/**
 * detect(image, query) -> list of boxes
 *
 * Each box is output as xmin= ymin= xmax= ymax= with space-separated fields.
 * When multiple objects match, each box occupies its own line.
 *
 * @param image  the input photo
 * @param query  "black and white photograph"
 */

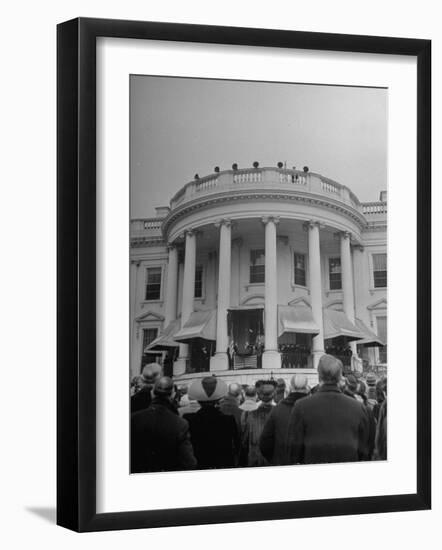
xmin=129 ymin=76 xmax=388 ymax=474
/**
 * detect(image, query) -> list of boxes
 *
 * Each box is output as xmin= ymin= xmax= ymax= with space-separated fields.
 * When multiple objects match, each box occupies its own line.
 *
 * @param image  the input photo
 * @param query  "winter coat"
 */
xmin=259 ymin=391 xmax=309 ymax=465
xmin=130 ymin=398 xmax=196 ymax=473
xmin=286 ymin=384 xmax=370 ymax=464
xmin=184 ymin=406 xmax=240 ymax=469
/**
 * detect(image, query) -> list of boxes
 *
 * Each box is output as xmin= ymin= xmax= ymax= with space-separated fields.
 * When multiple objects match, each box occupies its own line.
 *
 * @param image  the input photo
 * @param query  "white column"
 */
xmin=262 ymin=216 xmax=281 ymax=369
xmin=230 ymin=238 xmax=243 ymax=306
xmin=340 ymin=232 xmax=355 ymax=322
xmin=340 ymin=232 xmax=357 ymax=357
xmin=164 ymin=244 xmax=178 ymax=326
xmin=174 ymin=230 xmax=196 ymax=376
xmin=308 ymin=221 xmax=325 ymax=369
xmin=130 ymin=260 xmax=140 ymax=379
xmin=210 ymin=219 xmax=232 ymax=371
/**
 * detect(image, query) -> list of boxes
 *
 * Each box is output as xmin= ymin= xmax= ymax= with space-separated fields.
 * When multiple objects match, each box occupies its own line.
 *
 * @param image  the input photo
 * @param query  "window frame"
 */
xmin=293 ymin=251 xmax=307 ymax=288
xmin=249 ymin=248 xmax=266 ymax=284
xmin=372 ymin=252 xmax=388 ymax=289
xmin=144 ymin=265 xmax=163 ymax=302
xmin=328 ymin=256 xmax=342 ymax=291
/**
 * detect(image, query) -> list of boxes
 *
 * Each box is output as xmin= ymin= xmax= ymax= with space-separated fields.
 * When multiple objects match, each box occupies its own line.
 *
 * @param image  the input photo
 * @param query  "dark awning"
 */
xmin=173 ymin=310 xmax=216 ymax=343
xmin=278 ymin=304 xmax=320 ymax=336
xmin=144 ymin=319 xmax=180 ymax=351
xmin=323 ymin=309 xmax=364 ymax=341
xmin=355 ymin=318 xmax=386 ymax=347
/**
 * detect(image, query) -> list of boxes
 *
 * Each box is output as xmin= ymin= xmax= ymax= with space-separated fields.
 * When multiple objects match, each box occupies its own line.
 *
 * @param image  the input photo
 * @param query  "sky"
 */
xmin=130 ymin=76 xmax=387 ymax=219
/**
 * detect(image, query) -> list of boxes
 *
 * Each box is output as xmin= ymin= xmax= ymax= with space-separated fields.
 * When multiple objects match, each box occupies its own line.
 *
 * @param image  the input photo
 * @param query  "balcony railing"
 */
xmin=169 ymin=167 xmax=368 ymax=212
xmin=361 ymin=201 xmax=388 ymax=215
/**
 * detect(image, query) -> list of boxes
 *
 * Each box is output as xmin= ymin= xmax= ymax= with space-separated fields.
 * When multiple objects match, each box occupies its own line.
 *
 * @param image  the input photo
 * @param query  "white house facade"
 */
xmin=130 ymin=164 xmax=387 ymax=387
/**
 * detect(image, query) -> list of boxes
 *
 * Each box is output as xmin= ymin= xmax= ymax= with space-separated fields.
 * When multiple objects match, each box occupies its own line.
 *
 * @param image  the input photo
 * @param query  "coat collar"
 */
xmin=318 ymin=383 xmax=342 ymax=394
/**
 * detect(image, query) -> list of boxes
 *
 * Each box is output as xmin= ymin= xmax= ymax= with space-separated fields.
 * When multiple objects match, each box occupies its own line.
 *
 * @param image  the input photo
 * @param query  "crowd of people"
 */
xmin=130 ymin=355 xmax=387 ymax=473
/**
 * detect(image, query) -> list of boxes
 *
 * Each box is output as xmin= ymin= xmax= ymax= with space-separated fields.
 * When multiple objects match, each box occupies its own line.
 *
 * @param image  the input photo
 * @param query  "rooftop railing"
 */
xmin=131 ymin=168 xmax=386 ymax=238
xmin=169 ymin=167 xmax=365 ymax=212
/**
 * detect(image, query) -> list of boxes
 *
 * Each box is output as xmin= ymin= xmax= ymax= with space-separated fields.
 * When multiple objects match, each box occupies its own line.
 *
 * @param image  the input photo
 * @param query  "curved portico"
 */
xmin=132 ymin=165 xmax=388 ymax=385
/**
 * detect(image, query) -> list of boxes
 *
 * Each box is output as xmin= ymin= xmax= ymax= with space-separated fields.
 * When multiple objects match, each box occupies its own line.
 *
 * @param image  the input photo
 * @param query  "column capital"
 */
xmin=261 ymin=215 xmax=280 ymax=226
xmin=353 ymin=244 xmax=365 ymax=252
xmin=166 ymin=242 xmax=177 ymax=252
xmin=214 ymin=218 xmax=232 ymax=229
xmin=303 ymin=220 xmax=323 ymax=231
xmin=130 ymin=259 xmax=141 ymax=267
xmin=333 ymin=230 xmax=352 ymax=240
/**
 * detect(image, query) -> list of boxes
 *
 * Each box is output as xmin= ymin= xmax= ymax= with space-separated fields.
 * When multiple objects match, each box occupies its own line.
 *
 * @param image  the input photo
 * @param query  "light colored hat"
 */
xmin=188 ymin=376 xmax=228 ymax=402
xmin=141 ymin=363 xmax=162 ymax=384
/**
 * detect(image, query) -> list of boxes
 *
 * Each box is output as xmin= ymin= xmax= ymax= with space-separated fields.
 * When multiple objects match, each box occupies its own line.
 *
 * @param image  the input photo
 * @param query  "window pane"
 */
xmin=373 ymin=253 xmax=387 ymax=288
xmin=250 ymin=264 xmax=265 ymax=283
xmin=145 ymin=267 xmax=162 ymax=300
xmin=250 ymin=250 xmax=265 ymax=283
xmin=194 ymin=266 xmax=203 ymax=298
xmin=329 ymin=257 xmax=342 ymax=290
xmin=250 ymin=249 xmax=265 ymax=265
xmin=373 ymin=253 xmax=387 ymax=271
xmin=294 ymin=253 xmax=306 ymax=286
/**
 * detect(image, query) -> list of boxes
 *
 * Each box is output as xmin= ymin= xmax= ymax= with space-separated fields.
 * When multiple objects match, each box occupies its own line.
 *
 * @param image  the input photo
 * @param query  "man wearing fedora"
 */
xmin=130 ymin=376 xmax=196 ymax=473
xmin=183 ymin=376 xmax=240 ymax=469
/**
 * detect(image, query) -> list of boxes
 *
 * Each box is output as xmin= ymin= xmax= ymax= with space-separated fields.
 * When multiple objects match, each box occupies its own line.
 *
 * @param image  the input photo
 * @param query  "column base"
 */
xmin=312 ymin=351 xmax=325 ymax=370
xmin=173 ymin=358 xmax=187 ymax=377
xmin=210 ymin=353 xmax=229 ymax=372
xmin=261 ymin=350 xmax=281 ymax=370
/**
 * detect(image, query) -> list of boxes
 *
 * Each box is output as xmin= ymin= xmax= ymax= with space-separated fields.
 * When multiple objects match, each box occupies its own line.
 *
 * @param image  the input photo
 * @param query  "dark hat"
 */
xmin=188 ymin=376 xmax=228 ymax=402
xmin=346 ymin=374 xmax=358 ymax=392
xmin=366 ymin=373 xmax=377 ymax=386
xmin=153 ymin=376 xmax=175 ymax=397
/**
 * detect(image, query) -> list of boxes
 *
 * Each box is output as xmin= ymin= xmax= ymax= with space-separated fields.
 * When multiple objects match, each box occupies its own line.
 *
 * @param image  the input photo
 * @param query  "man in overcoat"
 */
xmin=130 ymin=376 xmax=196 ymax=473
xmin=184 ymin=376 xmax=240 ymax=469
xmin=286 ymin=355 xmax=370 ymax=465
xmin=259 ymin=374 xmax=310 ymax=465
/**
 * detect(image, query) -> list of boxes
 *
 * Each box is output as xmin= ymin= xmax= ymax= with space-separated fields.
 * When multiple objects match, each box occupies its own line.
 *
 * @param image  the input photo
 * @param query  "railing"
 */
xmin=361 ymin=201 xmax=387 ymax=215
xmin=280 ymin=349 xmax=310 ymax=369
xmin=131 ymin=218 xmax=163 ymax=237
xmin=168 ymin=167 xmax=371 ymax=211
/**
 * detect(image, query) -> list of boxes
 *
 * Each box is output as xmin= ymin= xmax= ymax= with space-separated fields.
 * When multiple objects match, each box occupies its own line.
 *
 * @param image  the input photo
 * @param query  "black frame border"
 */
xmin=57 ymin=17 xmax=431 ymax=532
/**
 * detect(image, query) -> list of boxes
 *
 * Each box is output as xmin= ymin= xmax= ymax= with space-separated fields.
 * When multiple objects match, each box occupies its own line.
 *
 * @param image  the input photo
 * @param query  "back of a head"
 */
xmin=228 ymin=382 xmax=242 ymax=398
xmin=346 ymin=374 xmax=358 ymax=393
xmin=291 ymin=374 xmax=308 ymax=392
xmin=153 ymin=376 xmax=175 ymax=398
xmin=244 ymin=385 xmax=257 ymax=400
xmin=318 ymin=354 xmax=342 ymax=385
xmin=258 ymin=381 xmax=276 ymax=403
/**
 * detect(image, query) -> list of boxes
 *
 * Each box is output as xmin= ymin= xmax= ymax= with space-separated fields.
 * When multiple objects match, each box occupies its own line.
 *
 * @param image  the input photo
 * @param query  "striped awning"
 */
xmin=278 ymin=304 xmax=320 ymax=336
xmin=145 ymin=319 xmax=180 ymax=351
xmin=173 ymin=310 xmax=217 ymax=343
xmin=323 ymin=309 xmax=364 ymax=341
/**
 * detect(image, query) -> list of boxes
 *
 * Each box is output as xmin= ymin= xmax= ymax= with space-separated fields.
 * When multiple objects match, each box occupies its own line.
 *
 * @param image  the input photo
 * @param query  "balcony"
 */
xmin=130 ymin=168 xmax=387 ymax=241
xmin=170 ymin=167 xmax=364 ymax=212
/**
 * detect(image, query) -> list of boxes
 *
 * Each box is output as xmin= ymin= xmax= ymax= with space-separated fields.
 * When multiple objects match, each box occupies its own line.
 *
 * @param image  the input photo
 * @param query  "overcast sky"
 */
xmin=130 ymin=76 xmax=387 ymax=219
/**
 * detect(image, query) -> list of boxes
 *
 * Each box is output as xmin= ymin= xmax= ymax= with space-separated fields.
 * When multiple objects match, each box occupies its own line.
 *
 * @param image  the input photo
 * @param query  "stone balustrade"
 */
xmin=169 ymin=167 xmax=370 ymax=212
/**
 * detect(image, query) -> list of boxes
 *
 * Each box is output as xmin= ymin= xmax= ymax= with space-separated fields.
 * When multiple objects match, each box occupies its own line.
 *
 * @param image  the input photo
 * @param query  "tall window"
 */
xmin=373 ymin=253 xmax=387 ymax=288
xmin=194 ymin=265 xmax=203 ymax=298
xmin=250 ymin=249 xmax=265 ymax=283
xmin=376 ymin=316 xmax=388 ymax=363
xmin=294 ymin=253 xmax=306 ymax=286
xmin=329 ymin=257 xmax=342 ymax=290
xmin=141 ymin=328 xmax=158 ymax=369
xmin=145 ymin=267 xmax=162 ymax=300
